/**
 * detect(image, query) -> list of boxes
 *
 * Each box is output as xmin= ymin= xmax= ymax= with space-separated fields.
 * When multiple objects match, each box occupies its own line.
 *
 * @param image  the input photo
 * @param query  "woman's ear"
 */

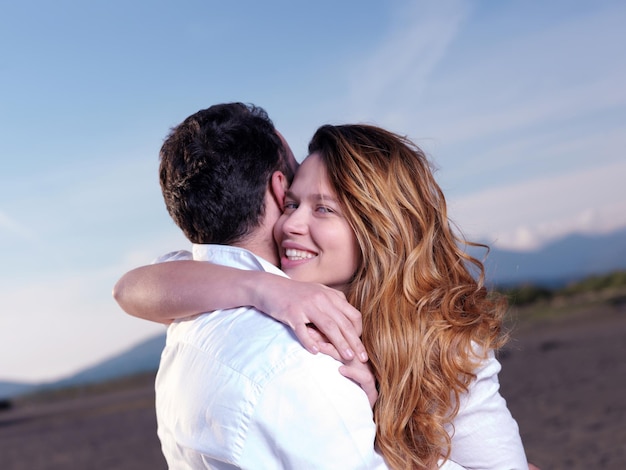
xmin=270 ymin=171 xmax=288 ymax=210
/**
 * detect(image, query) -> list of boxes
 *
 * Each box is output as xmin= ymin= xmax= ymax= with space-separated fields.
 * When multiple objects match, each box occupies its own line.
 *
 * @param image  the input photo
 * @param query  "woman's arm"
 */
xmin=113 ymin=259 xmax=267 ymax=323
xmin=112 ymin=259 xmax=368 ymax=362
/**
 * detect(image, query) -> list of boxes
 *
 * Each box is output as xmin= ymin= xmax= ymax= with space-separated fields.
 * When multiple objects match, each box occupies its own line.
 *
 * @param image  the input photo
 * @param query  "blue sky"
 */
xmin=2 ymin=0 xmax=625 ymax=382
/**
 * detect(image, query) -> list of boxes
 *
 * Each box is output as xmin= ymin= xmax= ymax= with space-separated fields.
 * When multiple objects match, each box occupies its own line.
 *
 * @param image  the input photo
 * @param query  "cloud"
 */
xmin=428 ymin=73 xmax=626 ymax=149
xmin=438 ymin=118 xmax=626 ymax=193
xmin=335 ymin=0 xmax=626 ymax=150
xmin=340 ymin=0 xmax=471 ymax=124
xmin=449 ymin=160 xmax=626 ymax=251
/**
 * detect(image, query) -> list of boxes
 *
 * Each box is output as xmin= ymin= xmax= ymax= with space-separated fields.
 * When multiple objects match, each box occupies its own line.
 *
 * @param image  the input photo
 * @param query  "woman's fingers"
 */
xmin=339 ymin=360 xmax=378 ymax=408
xmin=261 ymin=280 xmax=368 ymax=362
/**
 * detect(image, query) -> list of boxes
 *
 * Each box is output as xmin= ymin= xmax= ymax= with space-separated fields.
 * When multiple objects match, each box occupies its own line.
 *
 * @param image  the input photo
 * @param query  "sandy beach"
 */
xmin=1 ymin=300 xmax=624 ymax=469
xmin=498 ymin=300 xmax=626 ymax=469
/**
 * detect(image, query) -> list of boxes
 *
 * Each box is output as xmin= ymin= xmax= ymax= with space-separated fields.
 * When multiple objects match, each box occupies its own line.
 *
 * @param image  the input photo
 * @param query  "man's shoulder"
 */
xmin=156 ymin=306 xmax=379 ymax=469
xmin=164 ymin=305 xmax=324 ymax=383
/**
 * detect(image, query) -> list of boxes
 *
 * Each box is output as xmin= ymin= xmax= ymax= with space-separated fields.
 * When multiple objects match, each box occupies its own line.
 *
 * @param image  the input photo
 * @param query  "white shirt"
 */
xmin=155 ymin=247 xmax=526 ymax=469
xmin=155 ymin=245 xmax=390 ymax=469
xmin=447 ymin=349 xmax=528 ymax=469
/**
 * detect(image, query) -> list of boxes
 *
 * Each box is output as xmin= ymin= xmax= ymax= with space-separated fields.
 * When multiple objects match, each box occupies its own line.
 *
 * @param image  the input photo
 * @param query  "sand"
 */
xmin=498 ymin=302 xmax=626 ymax=469
xmin=1 ymin=302 xmax=624 ymax=469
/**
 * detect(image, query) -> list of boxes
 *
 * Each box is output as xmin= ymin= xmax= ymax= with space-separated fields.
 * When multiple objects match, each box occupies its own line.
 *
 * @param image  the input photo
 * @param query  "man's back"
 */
xmin=155 ymin=245 xmax=387 ymax=469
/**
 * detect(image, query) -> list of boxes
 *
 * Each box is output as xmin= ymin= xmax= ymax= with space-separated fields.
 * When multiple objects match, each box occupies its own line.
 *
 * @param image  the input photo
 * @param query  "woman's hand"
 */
xmin=252 ymin=276 xmax=368 ymax=362
xmin=339 ymin=359 xmax=378 ymax=408
xmin=306 ymin=326 xmax=378 ymax=407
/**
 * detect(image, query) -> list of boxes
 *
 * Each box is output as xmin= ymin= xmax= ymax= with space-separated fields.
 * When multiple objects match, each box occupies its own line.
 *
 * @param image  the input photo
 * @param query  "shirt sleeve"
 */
xmin=240 ymin=352 xmax=389 ymax=470
xmin=447 ymin=350 xmax=529 ymax=470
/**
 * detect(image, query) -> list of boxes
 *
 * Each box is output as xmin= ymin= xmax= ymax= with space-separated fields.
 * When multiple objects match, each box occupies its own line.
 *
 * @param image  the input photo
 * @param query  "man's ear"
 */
xmin=270 ymin=171 xmax=289 ymax=209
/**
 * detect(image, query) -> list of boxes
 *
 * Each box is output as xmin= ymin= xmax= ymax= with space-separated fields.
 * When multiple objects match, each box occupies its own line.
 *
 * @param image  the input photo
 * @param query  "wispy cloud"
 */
xmin=427 ymin=73 xmax=626 ymax=149
xmin=337 ymin=1 xmax=626 ymax=151
xmin=341 ymin=0 xmax=471 ymax=125
xmin=449 ymin=160 xmax=626 ymax=250
xmin=441 ymin=120 xmax=626 ymax=188
xmin=267 ymin=0 xmax=473 ymax=158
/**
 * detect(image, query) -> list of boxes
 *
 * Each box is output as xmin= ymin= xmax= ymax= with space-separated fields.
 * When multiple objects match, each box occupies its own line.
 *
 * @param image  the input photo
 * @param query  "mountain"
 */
xmin=0 ymin=381 xmax=38 ymax=401
xmin=0 ymin=334 xmax=166 ymax=400
xmin=52 ymin=334 xmax=166 ymax=389
xmin=475 ymin=227 xmax=626 ymax=287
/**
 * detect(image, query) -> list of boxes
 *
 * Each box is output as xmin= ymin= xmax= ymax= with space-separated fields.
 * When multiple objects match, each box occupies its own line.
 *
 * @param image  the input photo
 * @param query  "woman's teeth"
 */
xmin=285 ymin=248 xmax=315 ymax=261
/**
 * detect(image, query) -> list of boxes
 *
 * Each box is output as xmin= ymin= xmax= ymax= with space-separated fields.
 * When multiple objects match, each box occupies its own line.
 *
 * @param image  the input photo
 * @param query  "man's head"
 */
xmin=159 ymin=102 xmax=297 ymax=246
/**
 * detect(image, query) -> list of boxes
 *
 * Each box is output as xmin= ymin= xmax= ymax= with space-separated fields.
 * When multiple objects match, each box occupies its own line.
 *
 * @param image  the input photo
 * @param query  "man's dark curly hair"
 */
xmin=159 ymin=102 xmax=294 ymax=245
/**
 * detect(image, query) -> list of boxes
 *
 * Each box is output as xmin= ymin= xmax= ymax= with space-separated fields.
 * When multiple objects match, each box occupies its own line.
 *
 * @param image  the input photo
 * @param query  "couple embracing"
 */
xmin=114 ymin=102 xmax=534 ymax=469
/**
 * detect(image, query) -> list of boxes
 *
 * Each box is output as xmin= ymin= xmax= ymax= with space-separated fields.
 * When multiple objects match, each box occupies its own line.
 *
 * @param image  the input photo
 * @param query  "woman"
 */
xmin=115 ymin=124 xmax=529 ymax=469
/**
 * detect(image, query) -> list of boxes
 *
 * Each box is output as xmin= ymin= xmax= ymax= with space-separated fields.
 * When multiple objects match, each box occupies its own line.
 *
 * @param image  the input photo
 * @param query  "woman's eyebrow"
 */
xmin=285 ymin=190 xmax=338 ymax=204
xmin=311 ymin=193 xmax=340 ymax=204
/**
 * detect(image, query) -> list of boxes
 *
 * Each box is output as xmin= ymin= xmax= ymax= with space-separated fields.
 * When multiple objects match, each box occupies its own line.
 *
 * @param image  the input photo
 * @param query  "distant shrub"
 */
xmin=562 ymin=271 xmax=626 ymax=295
xmin=498 ymin=270 xmax=626 ymax=307
xmin=0 ymin=399 xmax=12 ymax=411
xmin=502 ymin=284 xmax=553 ymax=306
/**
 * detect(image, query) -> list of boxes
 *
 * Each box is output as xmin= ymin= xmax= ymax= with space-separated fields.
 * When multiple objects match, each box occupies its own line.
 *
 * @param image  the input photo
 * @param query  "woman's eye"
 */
xmin=283 ymin=201 xmax=298 ymax=211
xmin=316 ymin=205 xmax=334 ymax=214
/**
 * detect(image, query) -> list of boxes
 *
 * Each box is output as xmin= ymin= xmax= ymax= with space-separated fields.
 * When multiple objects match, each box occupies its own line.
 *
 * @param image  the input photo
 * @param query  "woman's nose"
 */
xmin=282 ymin=206 xmax=308 ymax=235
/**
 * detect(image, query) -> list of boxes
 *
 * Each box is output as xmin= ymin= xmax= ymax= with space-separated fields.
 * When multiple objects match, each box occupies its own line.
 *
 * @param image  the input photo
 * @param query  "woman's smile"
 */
xmin=274 ymin=152 xmax=359 ymax=293
xmin=284 ymin=247 xmax=317 ymax=262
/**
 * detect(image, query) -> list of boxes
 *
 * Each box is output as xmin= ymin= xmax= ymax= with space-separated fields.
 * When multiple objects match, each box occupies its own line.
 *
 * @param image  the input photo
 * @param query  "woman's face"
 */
xmin=273 ymin=152 xmax=360 ymax=292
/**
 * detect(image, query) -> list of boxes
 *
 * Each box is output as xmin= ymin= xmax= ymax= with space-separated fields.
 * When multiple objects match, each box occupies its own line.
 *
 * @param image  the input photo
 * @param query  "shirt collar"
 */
xmin=192 ymin=244 xmax=287 ymax=278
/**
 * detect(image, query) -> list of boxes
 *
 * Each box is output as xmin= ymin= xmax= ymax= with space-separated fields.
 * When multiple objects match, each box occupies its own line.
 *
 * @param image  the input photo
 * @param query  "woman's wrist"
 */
xmin=240 ymin=270 xmax=280 ymax=313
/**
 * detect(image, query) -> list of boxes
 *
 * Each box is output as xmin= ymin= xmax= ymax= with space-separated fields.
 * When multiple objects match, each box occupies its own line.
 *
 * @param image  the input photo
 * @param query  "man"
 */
xmin=149 ymin=103 xmax=389 ymax=468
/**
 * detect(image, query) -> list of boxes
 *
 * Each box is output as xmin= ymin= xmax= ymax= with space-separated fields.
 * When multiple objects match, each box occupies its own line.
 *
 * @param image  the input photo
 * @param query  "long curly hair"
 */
xmin=308 ymin=124 xmax=508 ymax=469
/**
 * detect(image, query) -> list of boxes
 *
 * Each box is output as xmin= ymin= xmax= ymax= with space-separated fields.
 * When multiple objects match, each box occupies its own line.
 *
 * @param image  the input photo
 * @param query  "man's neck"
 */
xmin=228 ymin=188 xmax=282 ymax=267
xmin=233 ymin=235 xmax=279 ymax=268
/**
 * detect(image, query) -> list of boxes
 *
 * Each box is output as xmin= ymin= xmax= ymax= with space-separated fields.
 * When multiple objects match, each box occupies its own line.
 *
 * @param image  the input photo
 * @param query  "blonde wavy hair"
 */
xmin=308 ymin=124 xmax=508 ymax=469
